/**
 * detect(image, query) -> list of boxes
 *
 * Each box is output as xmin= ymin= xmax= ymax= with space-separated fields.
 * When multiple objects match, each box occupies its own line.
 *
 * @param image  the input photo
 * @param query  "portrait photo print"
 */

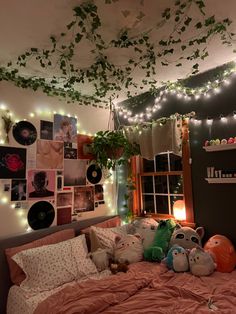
xmin=27 ymin=169 xmax=55 ymax=200
xmin=11 ymin=179 xmax=27 ymax=201
xmin=40 ymin=120 xmax=53 ymax=140
xmin=57 ymin=192 xmax=73 ymax=207
xmin=53 ymin=114 xmax=77 ymax=143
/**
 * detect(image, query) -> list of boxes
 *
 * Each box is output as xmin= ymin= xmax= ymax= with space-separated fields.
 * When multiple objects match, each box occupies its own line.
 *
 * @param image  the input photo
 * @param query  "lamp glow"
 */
xmin=173 ymin=200 xmax=186 ymax=221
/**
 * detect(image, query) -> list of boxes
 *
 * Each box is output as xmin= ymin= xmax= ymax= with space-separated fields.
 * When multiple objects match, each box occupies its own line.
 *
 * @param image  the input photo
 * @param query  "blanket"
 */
xmin=34 ymin=262 xmax=236 ymax=314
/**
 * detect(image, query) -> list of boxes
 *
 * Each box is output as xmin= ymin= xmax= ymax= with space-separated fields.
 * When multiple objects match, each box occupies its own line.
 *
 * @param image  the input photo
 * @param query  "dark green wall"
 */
xmin=117 ymin=64 xmax=236 ymax=245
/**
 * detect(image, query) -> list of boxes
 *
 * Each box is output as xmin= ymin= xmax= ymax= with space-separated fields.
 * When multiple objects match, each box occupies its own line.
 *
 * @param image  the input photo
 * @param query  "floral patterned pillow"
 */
xmin=12 ymin=234 xmax=97 ymax=293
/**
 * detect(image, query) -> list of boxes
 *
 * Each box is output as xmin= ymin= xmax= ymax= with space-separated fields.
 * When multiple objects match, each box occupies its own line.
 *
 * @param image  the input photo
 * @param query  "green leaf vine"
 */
xmin=0 ymin=0 xmax=235 ymax=107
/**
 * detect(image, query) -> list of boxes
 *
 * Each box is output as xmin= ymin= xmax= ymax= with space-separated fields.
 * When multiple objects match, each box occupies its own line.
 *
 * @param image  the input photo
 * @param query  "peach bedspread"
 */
xmin=34 ymin=262 xmax=236 ymax=314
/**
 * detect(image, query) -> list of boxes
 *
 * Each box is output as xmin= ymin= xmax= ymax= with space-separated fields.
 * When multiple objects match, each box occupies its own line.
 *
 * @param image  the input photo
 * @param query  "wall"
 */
xmin=0 ymin=81 xmax=116 ymax=238
xmin=117 ymin=65 xmax=236 ymax=245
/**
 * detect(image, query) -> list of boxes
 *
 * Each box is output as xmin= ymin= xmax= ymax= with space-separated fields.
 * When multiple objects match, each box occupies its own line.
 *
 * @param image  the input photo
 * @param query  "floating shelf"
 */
xmin=203 ymin=143 xmax=236 ymax=152
xmin=205 ymin=178 xmax=236 ymax=184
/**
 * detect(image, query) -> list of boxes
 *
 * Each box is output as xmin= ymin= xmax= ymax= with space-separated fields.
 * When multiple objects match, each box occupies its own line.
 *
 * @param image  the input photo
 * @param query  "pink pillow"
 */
xmin=5 ymin=229 xmax=75 ymax=285
xmin=81 ymin=216 xmax=121 ymax=234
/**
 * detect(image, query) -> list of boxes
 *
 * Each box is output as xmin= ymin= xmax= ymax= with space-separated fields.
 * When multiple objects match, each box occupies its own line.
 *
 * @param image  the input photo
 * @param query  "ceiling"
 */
xmin=0 ymin=0 xmax=236 ymax=102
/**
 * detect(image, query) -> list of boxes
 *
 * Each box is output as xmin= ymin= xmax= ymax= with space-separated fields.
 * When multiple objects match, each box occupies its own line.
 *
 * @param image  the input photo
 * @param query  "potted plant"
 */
xmin=91 ymin=130 xmax=140 ymax=170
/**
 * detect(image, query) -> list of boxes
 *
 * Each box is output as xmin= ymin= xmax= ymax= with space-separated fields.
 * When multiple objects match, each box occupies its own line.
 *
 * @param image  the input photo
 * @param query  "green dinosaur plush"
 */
xmin=144 ymin=219 xmax=177 ymax=262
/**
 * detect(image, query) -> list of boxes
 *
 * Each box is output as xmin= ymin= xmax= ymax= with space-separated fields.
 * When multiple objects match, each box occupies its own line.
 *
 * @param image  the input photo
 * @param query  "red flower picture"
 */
xmin=0 ymin=146 xmax=26 ymax=179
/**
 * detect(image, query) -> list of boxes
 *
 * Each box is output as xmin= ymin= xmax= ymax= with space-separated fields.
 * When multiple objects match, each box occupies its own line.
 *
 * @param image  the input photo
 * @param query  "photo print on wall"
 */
xmin=77 ymin=134 xmax=94 ymax=160
xmin=27 ymin=169 xmax=55 ymax=200
xmin=57 ymin=192 xmax=73 ymax=207
xmin=53 ymin=114 xmax=77 ymax=143
xmin=11 ymin=179 xmax=27 ymax=201
xmin=64 ymin=147 xmax=77 ymax=159
xmin=64 ymin=159 xmax=87 ymax=186
xmin=0 ymin=146 xmax=26 ymax=179
xmin=74 ymin=186 xmax=94 ymax=213
xmin=40 ymin=120 xmax=53 ymax=140
xmin=13 ymin=121 xmax=37 ymax=146
xmin=57 ymin=207 xmax=72 ymax=225
xmin=36 ymin=140 xmax=63 ymax=169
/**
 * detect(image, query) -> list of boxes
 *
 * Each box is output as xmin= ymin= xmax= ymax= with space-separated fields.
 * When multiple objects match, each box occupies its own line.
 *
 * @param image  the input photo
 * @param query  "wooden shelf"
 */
xmin=203 ymin=143 xmax=236 ymax=152
xmin=205 ymin=178 xmax=236 ymax=184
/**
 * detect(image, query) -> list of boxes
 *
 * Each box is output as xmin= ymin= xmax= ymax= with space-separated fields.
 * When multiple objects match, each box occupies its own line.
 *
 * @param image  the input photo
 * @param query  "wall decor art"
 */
xmin=40 ymin=120 xmax=53 ymax=140
xmin=36 ymin=140 xmax=63 ymax=169
xmin=74 ymin=186 xmax=94 ymax=213
xmin=64 ymin=159 xmax=87 ymax=186
xmin=94 ymin=184 xmax=104 ymax=202
xmin=64 ymin=147 xmax=77 ymax=159
xmin=56 ymin=192 xmax=73 ymax=207
xmin=0 ymin=146 xmax=26 ymax=179
xmin=11 ymin=179 xmax=27 ymax=201
xmin=12 ymin=121 xmax=37 ymax=145
xmin=53 ymin=114 xmax=77 ymax=143
xmin=27 ymin=201 xmax=55 ymax=230
xmin=27 ymin=169 xmax=55 ymax=200
xmin=77 ymin=134 xmax=94 ymax=159
xmin=57 ymin=207 xmax=72 ymax=225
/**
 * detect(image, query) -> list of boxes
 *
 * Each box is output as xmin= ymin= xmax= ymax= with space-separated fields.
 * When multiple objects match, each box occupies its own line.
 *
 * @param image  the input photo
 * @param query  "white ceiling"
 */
xmin=0 ymin=0 xmax=236 ymax=102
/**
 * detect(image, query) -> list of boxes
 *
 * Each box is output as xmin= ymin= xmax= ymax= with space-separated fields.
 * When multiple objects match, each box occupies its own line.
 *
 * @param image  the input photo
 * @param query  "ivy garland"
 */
xmin=0 ymin=0 xmax=235 ymax=107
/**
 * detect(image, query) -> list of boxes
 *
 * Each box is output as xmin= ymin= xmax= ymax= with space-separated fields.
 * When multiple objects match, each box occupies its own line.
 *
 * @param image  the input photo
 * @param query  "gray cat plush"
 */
xmin=169 ymin=226 xmax=204 ymax=250
xmin=189 ymin=247 xmax=216 ymax=276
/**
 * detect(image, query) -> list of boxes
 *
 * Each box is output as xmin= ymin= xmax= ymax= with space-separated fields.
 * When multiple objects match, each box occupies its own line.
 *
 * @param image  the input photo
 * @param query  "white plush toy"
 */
xmin=88 ymin=248 xmax=112 ymax=272
xmin=114 ymin=234 xmax=143 ymax=264
xmin=189 ymin=247 xmax=216 ymax=277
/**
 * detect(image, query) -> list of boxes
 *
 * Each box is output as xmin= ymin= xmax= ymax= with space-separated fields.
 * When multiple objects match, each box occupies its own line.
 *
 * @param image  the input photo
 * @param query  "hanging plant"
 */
xmin=91 ymin=130 xmax=140 ymax=170
xmin=1 ymin=110 xmax=14 ymax=143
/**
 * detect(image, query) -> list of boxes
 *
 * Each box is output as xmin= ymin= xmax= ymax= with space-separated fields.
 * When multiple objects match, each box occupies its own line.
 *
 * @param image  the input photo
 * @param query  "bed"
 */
xmin=2 ymin=216 xmax=236 ymax=314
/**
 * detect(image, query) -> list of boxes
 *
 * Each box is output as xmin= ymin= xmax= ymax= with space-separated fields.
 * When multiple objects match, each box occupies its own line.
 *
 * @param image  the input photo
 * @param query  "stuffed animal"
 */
xmin=204 ymin=235 xmax=236 ymax=273
xmin=109 ymin=259 xmax=129 ymax=274
xmin=132 ymin=218 xmax=158 ymax=250
xmin=114 ymin=234 xmax=143 ymax=264
xmin=165 ymin=245 xmax=189 ymax=272
xmin=88 ymin=248 xmax=112 ymax=272
xmin=169 ymin=226 xmax=204 ymax=250
xmin=189 ymin=247 xmax=216 ymax=277
xmin=144 ymin=219 xmax=177 ymax=262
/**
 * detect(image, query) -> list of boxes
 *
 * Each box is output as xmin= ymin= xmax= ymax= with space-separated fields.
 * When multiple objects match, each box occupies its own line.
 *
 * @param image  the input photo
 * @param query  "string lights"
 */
xmin=115 ymin=65 xmax=236 ymax=124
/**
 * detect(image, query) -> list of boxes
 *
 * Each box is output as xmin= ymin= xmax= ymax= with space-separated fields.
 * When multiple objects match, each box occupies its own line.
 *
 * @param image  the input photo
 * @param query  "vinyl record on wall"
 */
xmin=27 ymin=201 xmax=55 ymax=230
xmin=86 ymin=164 xmax=102 ymax=184
xmin=13 ymin=121 xmax=37 ymax=146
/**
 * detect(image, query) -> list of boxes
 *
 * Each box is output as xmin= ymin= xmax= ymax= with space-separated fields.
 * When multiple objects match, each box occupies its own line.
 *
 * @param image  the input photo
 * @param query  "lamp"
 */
xmin=173 ymin=200 xmax=186 ymax=221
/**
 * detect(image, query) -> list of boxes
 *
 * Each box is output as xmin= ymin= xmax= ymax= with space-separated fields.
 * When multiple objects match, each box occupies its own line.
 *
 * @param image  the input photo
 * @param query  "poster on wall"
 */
xmin=13 ymin=121 xmax=37 ymax=146
xmin=53 ymin=114 xmax=77 ymax=143
xmin=64 ymin=159 xmax=87 ymax=186
xmin=11 ymin=179 xmax=27 ymax=201
xmin=57 ymin=207 xmax=72 ymax=225
xmin=64 ymin=147 xmax=77 ymax=159
xmin=77 ymin=134 xmax=94 ymax=160
xmin=0 ymin=146 xmax=26 ymax=179
xmin=74 ymin=186 xmax=94 ymax=213
xmin=36 ymin=140 xmax=63 ymax=169
xmin=27 ymin=169 xmax=55 ymax=199
xmin=56 ymin=192 xmax=73 ymax=207
xmin=40 ymin=120 xmax=53 ymax=140
xmin=94 ymin=184 xmax=104 ymax=202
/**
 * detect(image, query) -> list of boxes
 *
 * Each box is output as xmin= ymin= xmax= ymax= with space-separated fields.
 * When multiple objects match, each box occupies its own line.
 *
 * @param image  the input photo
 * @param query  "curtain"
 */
xmin=124 ymin=118 xmax=182 ymax=160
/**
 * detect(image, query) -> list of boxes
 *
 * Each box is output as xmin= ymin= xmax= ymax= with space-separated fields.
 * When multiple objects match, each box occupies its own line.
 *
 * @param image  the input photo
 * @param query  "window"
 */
xmin=141 ymin=152 xmax=184 ymax=215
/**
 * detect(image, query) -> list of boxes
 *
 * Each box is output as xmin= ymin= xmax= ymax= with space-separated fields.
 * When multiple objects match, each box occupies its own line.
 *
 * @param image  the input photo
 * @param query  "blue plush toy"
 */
xmin=166 ymin=245 xmax=189 ymax=272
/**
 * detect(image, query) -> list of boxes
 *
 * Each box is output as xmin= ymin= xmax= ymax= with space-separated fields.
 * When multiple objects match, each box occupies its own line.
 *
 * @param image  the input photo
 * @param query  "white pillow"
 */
xmin=132 ymin=218 xmax=158 ymax=250
xmin=12 ymin=234 xmax=97 ymax=293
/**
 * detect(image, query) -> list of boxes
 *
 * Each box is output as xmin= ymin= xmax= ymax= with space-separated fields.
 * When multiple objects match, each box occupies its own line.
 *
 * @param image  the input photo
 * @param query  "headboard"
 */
xmin=0 ymin=215 xmax=118 ymax=314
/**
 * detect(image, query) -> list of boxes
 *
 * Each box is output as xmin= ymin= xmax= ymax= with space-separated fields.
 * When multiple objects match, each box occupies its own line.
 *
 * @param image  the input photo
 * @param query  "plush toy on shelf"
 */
xmin=165 ymin=245 xmax=189 ymax=272
xmin=144 ymin=219 xmax=177 ymax=262
xmin=189 ymin=247 xmax=216 ymax=277
xmin=204 ymin=234 xmax=236 ymax=273
xmin=169 ymin=226 xmax=204 ymax=250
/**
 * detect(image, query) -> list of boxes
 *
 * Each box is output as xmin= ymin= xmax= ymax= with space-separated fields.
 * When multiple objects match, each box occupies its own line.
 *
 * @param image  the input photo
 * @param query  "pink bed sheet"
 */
xmin=34 ymin=262 xmax=236 ymax=314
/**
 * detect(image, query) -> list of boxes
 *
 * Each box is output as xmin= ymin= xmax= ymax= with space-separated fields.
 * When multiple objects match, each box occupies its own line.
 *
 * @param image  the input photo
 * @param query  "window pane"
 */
xmin=155 ymin=176 xmax=168 ymax=194
xmin=169 ymin=175 xmax=183 ymax=194
xmin=155 ymin=154 xmax=169 ymax=172
xmin=141 ymin=176 xmax=153 ymax=193
xmin=169 ymin=153 xmax=182 ymax=171
xmin=142 ymin=195 xmax=155 ymax=213
xmin=156 ymin=195 xmax=169 ymax=214
xmin=170 ymin=195 xmax=184 ymax=215
xmin=143 ymin=158 xmax=155 ymax=172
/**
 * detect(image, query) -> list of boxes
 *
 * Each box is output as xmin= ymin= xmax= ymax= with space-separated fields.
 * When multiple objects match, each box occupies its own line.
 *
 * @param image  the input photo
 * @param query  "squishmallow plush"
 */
xmin=189 ymin=247 xmax=216 ymax=277
xmin=132 ymin=218 xmax=158 ymax=250
xmin=114 ymin=234 xmax=143 ymax=264
xmin=169 ymin=226 xmax=204 ymax=250
xmin=88 ymin=248 xmax=112 ymax=272
xmin=144 ymin=219 xmax=177 ymax=262
xmin=204 ymin=235 xmax=236 ymax=273
xmin=166 ymin=245 xmax=189 ymax=272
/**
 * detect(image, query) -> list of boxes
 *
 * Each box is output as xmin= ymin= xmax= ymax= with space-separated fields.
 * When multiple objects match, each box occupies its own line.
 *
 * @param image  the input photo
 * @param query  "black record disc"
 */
xmin=13 ymin=121 xmax=37 ymax=146
xmin=87 ymin=164 xmax=102 ymax=184
xmin=27 ymin=201 xmax=55 ymax=230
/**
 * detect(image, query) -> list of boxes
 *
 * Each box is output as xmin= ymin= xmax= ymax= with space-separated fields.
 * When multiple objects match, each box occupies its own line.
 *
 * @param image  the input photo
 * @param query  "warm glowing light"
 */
xmin=173 ymin=200 xmax=186 ymax=221
xmin=207 ymin=118 xmax=213 ymax=125
xmin=1 ymin=196 xmax=8 ymax=204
